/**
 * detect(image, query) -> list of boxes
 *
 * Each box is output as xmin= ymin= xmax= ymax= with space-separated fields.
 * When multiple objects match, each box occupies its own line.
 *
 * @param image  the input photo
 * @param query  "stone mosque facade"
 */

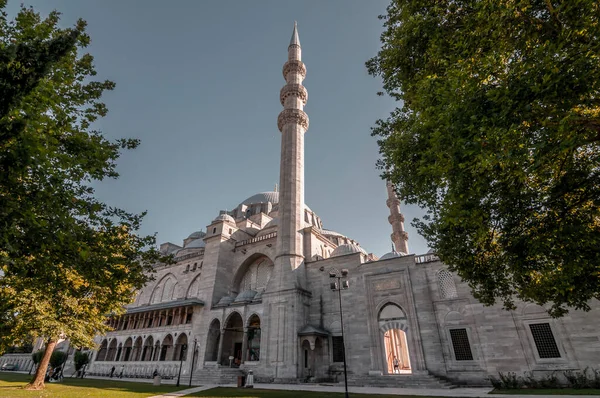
xmin=6 ymin=23 xmax=597 ymax=387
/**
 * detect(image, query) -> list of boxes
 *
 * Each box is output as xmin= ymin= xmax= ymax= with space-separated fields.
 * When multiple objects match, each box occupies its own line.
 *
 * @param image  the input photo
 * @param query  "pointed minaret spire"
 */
xmin=386 ymin=181 xmax=409 ymax=254
xmin=290 ymin=21 xmax=300 ymax=47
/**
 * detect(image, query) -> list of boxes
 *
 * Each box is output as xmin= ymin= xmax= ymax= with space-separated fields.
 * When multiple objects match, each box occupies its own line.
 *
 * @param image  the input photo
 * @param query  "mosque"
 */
xmin=5 ymin=22 xmax=598 ymax=387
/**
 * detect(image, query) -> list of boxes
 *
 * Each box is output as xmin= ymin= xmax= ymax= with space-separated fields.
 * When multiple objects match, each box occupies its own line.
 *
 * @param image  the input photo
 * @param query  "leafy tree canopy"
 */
xmin=0 ymin=1 xmax=166 ymax=388
xmin=367 ymin=0 xmax=600 ymax=316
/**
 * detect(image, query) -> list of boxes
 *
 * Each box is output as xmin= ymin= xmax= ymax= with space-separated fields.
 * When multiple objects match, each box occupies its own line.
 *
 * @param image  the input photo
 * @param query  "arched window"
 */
xmin=186 ymin=274 xmax=202 ymax=298
xmin=239 ymin=257 xmax=274 ymax=292
xmin=192 ymin=262 xmax=197 ymax=271
xmin=437 ymin=269 xmax=458 ymax=299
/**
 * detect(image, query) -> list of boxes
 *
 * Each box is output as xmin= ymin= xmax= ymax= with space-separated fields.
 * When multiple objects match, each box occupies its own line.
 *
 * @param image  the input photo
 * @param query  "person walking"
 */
xmin=110 ymin=366 xmax=115 ymax=378
xmin=119 ymin=365 xmax=124 ymax=379
xmin=393 ymin=356 xmax=400 ymax=374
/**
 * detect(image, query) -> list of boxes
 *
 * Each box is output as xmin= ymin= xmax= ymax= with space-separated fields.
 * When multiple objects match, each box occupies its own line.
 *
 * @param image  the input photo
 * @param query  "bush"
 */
xmin=498 ymin=372 xmax=522 ymax=389
xmin=31 ymin=350 xmax=44 ymax=365
xmin=49 ymin=350 xmax=68 ymax=369
xmin=73 ymin=351 xmax=89 ymax=371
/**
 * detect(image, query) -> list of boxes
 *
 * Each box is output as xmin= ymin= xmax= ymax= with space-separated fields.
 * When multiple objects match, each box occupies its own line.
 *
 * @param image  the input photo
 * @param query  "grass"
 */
xmin=491 ymin=388 xmax=600 ymax=395
xmin=188 ymin=387 xmax=457 ymax=398
xmin=0 ymin=371 xmax=187 ymax=397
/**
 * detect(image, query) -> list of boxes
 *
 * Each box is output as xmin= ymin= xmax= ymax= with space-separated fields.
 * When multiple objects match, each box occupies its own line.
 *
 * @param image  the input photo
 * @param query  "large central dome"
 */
xmin=240 ymin=191 xmax=279 ymax=206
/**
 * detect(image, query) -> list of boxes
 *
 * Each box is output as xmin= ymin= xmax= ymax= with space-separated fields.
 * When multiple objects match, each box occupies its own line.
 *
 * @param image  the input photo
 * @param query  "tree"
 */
xmin=0 ymin=3 xmax=165 ymax=389
xmin=367 ymin=0 xmax=600 ymax=317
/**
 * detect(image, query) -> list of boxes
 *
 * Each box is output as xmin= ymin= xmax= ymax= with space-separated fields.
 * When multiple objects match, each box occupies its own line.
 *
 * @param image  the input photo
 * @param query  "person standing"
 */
xmin=110 ymin=366 xmax=115 ymax=378
xmin=393 ymin=356 xmax=399 ymax=374
xmin=119 ymin=365 xmax=124 ymax=379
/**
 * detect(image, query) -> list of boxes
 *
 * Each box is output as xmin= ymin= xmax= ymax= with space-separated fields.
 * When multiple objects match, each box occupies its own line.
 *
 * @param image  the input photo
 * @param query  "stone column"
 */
xmin=241 ymin=327 xmax=249 ymax=364
xmin=216 ymin=330 xmax=225 ymax=365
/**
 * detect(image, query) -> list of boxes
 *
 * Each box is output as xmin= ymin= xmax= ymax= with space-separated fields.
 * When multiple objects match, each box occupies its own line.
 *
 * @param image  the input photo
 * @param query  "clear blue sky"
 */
xmin=7 ymin=0 xmax=430 ymax=256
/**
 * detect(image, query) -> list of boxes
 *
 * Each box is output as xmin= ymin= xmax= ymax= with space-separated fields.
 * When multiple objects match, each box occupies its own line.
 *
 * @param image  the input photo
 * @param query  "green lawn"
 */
xmin=188 ymin=387 xmax=461 ymax=398
xmin=491 ymin=388 xmax=600 ymax=395
xmin=0 ymin=372 xmax=187 ymax=397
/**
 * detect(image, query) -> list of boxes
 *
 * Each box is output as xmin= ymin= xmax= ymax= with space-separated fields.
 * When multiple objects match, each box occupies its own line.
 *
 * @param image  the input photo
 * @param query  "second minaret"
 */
xmin=275 ymin=21 xmax=309 ymax=278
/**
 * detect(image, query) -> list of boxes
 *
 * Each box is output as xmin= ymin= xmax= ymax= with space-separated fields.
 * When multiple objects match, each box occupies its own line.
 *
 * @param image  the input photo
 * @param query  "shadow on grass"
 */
xmin=188 ymin=387 xmax=452 ymax=398
xmin=0 ymin=371 xmax=187 ymax=397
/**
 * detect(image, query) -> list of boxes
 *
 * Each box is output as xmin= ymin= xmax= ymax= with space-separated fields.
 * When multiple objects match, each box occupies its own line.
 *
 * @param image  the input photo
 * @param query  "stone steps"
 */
xmin=191 ymin=367 xmax=244 ymax=385
xmin=347 ymin=374 xmax=456 ymax=389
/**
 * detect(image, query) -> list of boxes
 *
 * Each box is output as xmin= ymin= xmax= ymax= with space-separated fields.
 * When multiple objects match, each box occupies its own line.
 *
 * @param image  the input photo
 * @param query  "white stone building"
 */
xmin=11 ymin=22 xmax=598 ymax=387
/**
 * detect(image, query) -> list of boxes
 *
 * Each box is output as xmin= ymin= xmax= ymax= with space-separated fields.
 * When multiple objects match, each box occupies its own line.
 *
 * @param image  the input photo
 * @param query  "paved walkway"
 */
xmin=177 ymin=383 xmax=600 ymax=398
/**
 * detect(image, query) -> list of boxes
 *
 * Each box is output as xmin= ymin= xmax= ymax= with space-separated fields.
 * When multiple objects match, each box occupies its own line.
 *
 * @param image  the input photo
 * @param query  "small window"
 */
xmin=332 ymin=336 xmax=345 ymax=362
xmin=529 ymin=323 xmax=561 ymax=358
xmin=186 ymin=313 xmax=193 ymax=324
xmin=185 ymin=264 xmax=190 ymax=272
xmin=192 ymin=263 xmax=197 ymax=271
xmin=449 ymin=328 xmax=474 ymax=361
xmin=199 ymin=261 xmax=203 ymax=269
xmin=229 ymin=228 xmax=232 ymax=234
xmin=438 ymin=270 xmax=458 ymax=299
xmin=304 ymin=349 xmax=308 ymax=368
xmin=212 ymin=227 xmax=217 ymax=234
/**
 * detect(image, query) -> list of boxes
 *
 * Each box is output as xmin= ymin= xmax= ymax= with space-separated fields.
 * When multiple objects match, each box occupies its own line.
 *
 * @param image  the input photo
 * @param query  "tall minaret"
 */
xmin=275 ymin=21 xmax=309 ymax=281
xmin=386 ymin=182 xmax=409 ymax=254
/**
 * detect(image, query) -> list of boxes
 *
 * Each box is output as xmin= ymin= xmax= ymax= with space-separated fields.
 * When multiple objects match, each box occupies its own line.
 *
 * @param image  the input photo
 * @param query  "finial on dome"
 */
xmin=289 ymin=21 xmax=300 ymax=47
xmin=275 ymin=183 xmax=279 ymax=192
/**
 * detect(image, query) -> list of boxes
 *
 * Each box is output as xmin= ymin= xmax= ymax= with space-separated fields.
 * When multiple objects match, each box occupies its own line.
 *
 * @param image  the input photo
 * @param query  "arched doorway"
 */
xmin=300 ymin=337 xmax=326 ymax=380
xmin=132 ymin=337 xmax=143 ymax=361
xmin=222 ymin=312 xmax=243 ymax=366
xmin=152 ymin=340 xmax=160 ymax=361
xmin=107 ymin=339 xmax=118 ymax=361
xmin=160 ymin=335 xmax=173 ymax=361
xmin=96 ymin=340 xmax=108 ymax=361
xmin=142 ymin=336 xmax=154 ymax=361
xmin=115 ymin=343 xmax=123 ymax=361
xmin=174 ymin=334 xmax=188 ymax=361
xmin=205 ymin=319 xmax=220 ymax=362
xmin=379 ymin=303 xmax=411 ymax=374
xmin=247 ymin=315 xmax=261 ymax=361
xmin=122 ymin=338 xmax=133 ymax=361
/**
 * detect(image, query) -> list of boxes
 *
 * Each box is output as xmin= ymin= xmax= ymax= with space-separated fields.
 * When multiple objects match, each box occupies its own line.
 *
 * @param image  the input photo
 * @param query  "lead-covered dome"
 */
xmin=331 ymin=243 xmax=367 ymax=258
xmin=213 ymin=213 xmax=235 ymax=223
xmin=185 ymin=238 xmax=206 ymax=249
xmin=240 ymin=191 xmax=279 ymax=206
xmin=187 ymin=230 xmax=206 ymax=240
xmin=380 ymin=250 xmax=407 ymax=260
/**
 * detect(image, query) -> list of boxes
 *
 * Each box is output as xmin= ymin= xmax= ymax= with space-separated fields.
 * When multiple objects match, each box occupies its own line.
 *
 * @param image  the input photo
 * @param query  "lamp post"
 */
xmin=188 ymin=338 xmax=197 ymax=387
xmin=330 ymin=268 xmax=350 ymax=398
xmin=176 ymin=343 xmax=187 ymax=387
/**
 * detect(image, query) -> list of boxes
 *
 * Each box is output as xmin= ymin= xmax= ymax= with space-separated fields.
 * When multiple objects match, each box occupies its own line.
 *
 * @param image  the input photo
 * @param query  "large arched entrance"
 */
xmin=222 ymin=312 xmax=243 ymax=366
xmin=160 ymin=335 xmax=173 ymax=361
xmin=132 ymin=336 xmax=143 ymax=361
xmin=246 ymin=315 xmax=261 ymax=361
xmin=379 ymin=303 xmax=411 ymax=374
xmin=205 ymin=319 xmax=220 ymax=362
xmin=96 ymin=340 xmax=108 ymax=361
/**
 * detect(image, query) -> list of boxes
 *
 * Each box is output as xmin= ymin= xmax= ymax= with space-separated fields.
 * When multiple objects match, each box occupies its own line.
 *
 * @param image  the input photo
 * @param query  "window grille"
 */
xmin=449 ymin=328 xmax=474 ymax=361
xmin=437 ymin=270 xmax=458 ymax=299
xmin=332 ymin=336 xmax=345 ymax=362
xmin=529 ymin=323 xmax=561 ymax=358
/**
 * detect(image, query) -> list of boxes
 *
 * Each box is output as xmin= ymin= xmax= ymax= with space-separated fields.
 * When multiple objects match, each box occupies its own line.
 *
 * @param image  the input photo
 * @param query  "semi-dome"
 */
xmin=216 ymin=295 xmax=235 ymax=306
xmin=213 ymin=213 xmax=235 ymax=223
xmin=185 ymin=238 xmax=206 ymax=249
xmin=187 ymin=230 xmax=206 ymax=239
xmin=380 ymin=250 xmax=407 ymax=260
xmin=331 ymin=243 xmax=367 ymax=258
xmin=233 ymin=290 xmax=258 ymax=303
xmin=263 ymin=218 xmax=279 ymax=229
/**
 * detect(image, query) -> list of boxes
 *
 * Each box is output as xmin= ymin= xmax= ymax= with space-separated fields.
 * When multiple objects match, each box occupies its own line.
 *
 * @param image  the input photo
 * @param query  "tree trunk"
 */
xmin=25 ymin=338 xmax=56 ymax=390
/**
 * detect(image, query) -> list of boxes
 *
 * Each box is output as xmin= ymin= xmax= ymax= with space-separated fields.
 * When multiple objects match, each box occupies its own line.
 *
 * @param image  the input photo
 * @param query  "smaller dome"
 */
xmin=233 ymin=290 xmax=258 ymax=303
xmin=217 ymin=295 xmax=235 ymax=306
xmin=213 ymin=213 xmax=235 ymax=223
xmin=187 ymin=230 xmax=206 ymax=239
xmin=331 ymin=243 xmax=367 ymax=258
xmin=185 ymin=239 xmax=206 ymax=249
xmin=263 ymin=218 xmax=278 ymax=229
xmin=380 ymin=250 xmax=407 ymax=260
